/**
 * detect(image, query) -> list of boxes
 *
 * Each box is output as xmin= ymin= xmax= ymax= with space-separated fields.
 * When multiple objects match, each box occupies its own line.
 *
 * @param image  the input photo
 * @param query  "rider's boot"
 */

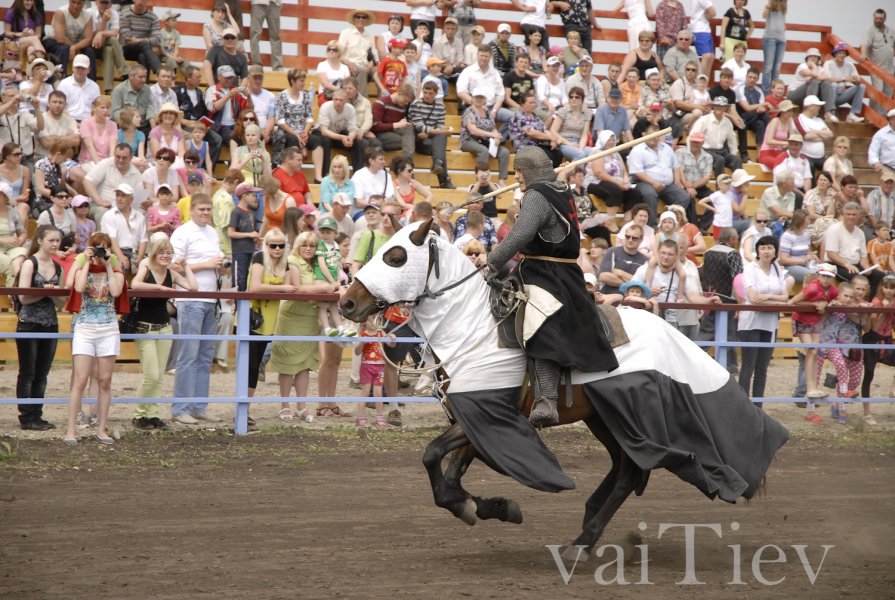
xmin=529 ymin=396 xmax=559 ymax=427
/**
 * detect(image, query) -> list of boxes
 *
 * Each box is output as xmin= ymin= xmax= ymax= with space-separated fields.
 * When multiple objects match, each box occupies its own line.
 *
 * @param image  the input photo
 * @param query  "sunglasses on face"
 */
xmin=11 ymin=152 xmax=22 ymax=157
xmin=755 ymin=219 xmax=769 ymax=224
xmin=185 ymin=159 xmax=197 ymax=164
xmin=685 ymin=68 xmax=697 ymax=72
xmin=55 ymin=194 xmax=70 ymax=199
xmin=157 ymin=156 xmax=171 ymax=162
xmin=354 ymin=15 xmax=369 ymax=20
xmin=267 ymin=243 xmax=286 ymax=249
xmin=223 ymin=35 xmax=237 ymax=40
xmin=625 ymin=235 xmax=642 ymax=241
xmin=467 ymin=252 xmax=481 ymax=258
xmin=327 ymin=47 xmax=339 ymax=52
xmin=244 ymin=116 xmax=256 ymax=122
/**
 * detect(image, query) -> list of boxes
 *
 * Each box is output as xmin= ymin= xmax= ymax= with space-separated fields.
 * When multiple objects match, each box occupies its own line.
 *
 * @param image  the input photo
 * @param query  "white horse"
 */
xmin=340 ymin=220 xmax=788 ymax=556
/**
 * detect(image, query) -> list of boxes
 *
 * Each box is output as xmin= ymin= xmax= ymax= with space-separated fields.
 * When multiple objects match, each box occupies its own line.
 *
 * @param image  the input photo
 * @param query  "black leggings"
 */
xmin=738 ymin=329 xmax=774 ymax=408
xmin=586 ymin=180 xmax=642 ymax=209
xmin=248 ymin=333 xmax=270 ymax=390
xmin=15 ymin=321 xmax=58 ymax=424
xmin=861 ymin=330 xmax=890 ymax=397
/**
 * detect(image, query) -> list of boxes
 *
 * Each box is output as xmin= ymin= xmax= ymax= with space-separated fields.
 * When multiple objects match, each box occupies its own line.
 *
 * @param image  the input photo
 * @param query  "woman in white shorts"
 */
xmin=63 ymin=232 xmax=125 ymax=446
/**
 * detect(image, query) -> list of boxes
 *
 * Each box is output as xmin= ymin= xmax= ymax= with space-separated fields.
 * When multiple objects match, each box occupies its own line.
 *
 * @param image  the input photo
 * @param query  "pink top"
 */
xmin=78 ymin=118 xmax=118 ymax=163
xmin=148 ymin=126 xmax=184 ymax=152
xmin=760 ymin=117 xmax=793 ymax=153
xmin=146 ymin=204 xmax=181 ymax=238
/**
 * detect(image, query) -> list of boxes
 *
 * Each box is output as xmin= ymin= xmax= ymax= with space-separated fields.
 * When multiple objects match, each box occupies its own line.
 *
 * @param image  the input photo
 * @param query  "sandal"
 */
xmin=278 ymin=408 xmax=295 ymax=422
xmin=297 ymin=409 xmax=315 ymax=423
xmin=316 ymin=407 xmax=334 ymax=417
xmin=247 ymin=416 xmax=256 ymax=427
xmin=355 ymin=416 xmax=370 ymax=428
xmin=330 ymin=406 xmax=352 ymax=418
xmin=374 ymin=417 xmax=390 ymax=430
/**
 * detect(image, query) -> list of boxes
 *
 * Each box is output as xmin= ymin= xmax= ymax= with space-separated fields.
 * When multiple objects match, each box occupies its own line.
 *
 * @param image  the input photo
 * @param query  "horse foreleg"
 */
xmin=568 ymin=451 xmax=642 ymax=557
xmin=580 ymin=415 xmax=622 ymax=528
xmin=422 ymin=423 xmax=478 ymax=525
xmin=441 ymin=444 xmax=524 ymax=525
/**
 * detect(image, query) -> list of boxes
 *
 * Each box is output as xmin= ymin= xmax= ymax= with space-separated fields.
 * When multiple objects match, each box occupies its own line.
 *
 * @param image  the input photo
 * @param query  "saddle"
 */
xmin=490 ymin=273 xmax=629 ymax=350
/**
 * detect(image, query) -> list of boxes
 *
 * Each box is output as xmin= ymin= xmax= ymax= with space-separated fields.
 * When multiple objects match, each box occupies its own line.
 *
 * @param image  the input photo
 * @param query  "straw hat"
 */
xmin=156 ymin=102 xmax=182 ymax=126
xmin=345 ymin=9 xmax=375 ymax=24
xmin=27 ymin=58 xmax=53 ymax=78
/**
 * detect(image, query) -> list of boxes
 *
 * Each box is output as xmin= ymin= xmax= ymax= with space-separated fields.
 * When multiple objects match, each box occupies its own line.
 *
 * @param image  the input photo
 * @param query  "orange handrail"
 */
xmin=825 ymin=32 xmax=895 ymax=128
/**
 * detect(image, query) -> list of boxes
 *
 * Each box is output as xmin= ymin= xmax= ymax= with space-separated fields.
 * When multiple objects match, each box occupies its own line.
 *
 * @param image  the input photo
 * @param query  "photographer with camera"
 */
xmin=62 ymin=231 xmax=125 ymax=446
xmin=0 ymin=87 xmax=45 ymax=169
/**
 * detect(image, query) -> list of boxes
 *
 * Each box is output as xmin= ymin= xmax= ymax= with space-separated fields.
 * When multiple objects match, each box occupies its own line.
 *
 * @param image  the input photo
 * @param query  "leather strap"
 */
xmin=520 ymin=254 xmax=579 ymax=264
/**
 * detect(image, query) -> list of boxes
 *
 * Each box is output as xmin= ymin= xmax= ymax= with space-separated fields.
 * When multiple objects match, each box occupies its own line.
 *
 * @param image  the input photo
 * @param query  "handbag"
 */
xmin=47 ymin=209 xmax=74 ymax=251
xmin=878 ymin=338 xmax=895 ymax=366
xmin=249 ymin=307 xmax=264 ymax=331
xmin=118 ymin=298 xmax=141 ymax=334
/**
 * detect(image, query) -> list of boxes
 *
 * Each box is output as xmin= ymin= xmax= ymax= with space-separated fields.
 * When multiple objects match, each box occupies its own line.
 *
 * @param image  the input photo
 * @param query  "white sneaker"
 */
xmin=825 ymin=113 xmax=840 ymax=123
xmin=193 ymin=412 xmax=223 ymax=423
xmin=172 ymin=414 xmax=199 ymax=425
xmin=324 ymin=326 xmax=339 ymax=337
xmin=846 ymin=113 xmax=865 ymax=123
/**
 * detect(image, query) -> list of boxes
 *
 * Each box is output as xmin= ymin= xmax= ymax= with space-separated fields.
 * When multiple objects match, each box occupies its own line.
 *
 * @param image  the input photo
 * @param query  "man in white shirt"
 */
xmin=432 ymin=17 xmax=466 ymax=80
xmin=351 ymin=148 xmax=395 ymax=208
xmin=0 ymin=87 xmax=44 ymax=166
xmin=83 ymin=143 xmax=143 ymax=222
xmin=627 ymin=124 xmax=691 ymax=224
xmin=795 ymin=95 xmax=834 ymax=173
xmin=149 ymin=65 xmax=178 ymax=117
xmin=663 ymin=30 xmax=700 ymax=81
xmin=690 ymin=96 xmax=742 ymax=176
xmin=90 ymin=0 xmax=129 ymax=93
xmin=37 ymin=91 xmax=80 ymax=160
xmin=245 ymin=65 xmax=276 ymax=138
xmin=869 ymin=110 xmax=895 ymax=184
xmin=564 ymin=54 xmax=604 ymax=110
xmin=773 ymin=133 xmax=812 ymax=194
xmin=670 ymin=61 xmax=707 ymax=132
xmin=308 ymin=89 xmax=365 ymax=179
xmin=170 ymin=193 xmax=224 ymax=425
xmin=823 ymin=43 xmax=866 ymax=123
xmin=824 ymin=201 xmax=884 ymax=293
xmin=338 ymin=9 xmax=376 ymax=98
xmin=56 ymin=54 xmax=101 ymax=122
xmin=100 ymin=183 xmax=147 ymax=272
xmin=456 ymin=45 xmax=508 ymax=120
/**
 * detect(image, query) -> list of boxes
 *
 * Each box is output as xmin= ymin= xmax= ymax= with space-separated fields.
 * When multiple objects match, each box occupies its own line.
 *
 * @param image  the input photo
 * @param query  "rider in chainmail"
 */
xmin=488 ymin=147 xmax=618 ymax=426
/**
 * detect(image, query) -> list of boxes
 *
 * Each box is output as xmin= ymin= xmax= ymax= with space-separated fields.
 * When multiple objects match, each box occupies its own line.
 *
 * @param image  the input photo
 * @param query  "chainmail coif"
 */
xmin=513 ymin=146 xmax=557 ymax=186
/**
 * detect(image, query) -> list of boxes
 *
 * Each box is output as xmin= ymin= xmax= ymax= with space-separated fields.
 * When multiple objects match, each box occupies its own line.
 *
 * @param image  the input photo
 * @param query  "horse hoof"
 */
xmin=560 ymin=543 xmax=590 ymax=563
xmin=458 ymin=498 xmax=477 ymax=526
xmin=505 ymin=499 xmax=523 ymax=524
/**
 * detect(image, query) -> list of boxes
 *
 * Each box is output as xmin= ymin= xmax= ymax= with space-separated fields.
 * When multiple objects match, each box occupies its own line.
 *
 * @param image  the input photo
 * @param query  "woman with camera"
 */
xmin=63 ymin=232 xmax=126 ymax=446
xmin=35 ymin=186 xmax=77 ymax=273
xmin=129 ymin=237 xmax=197 ymax=430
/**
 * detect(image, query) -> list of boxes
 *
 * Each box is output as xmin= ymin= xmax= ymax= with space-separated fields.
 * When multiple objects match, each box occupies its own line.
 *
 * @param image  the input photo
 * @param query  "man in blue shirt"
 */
xmin=626 ymin=124 xmax=691 ymax=224
xmin=593 ymin=88 xmax=633 ymax=147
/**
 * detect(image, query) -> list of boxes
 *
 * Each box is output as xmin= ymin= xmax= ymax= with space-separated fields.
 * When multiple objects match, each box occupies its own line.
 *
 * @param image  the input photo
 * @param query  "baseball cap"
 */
xmin=332 ymin=192 xmax=352 ymax=206
xmin=717 ymin=174 xmax=733 ymax=185
xmin=426 ymin=57 xmax=446 ymax=68
xmin=317 ymin=216 xmax=338 ymax=231
xmin=712 ymin=96 xmax=729 ymax=107
xmin=444 ymin=16 xmax=459 ymax=25
xmin=217 ymin=65 xmax=236 ymax=79
xmin=235 ymin=182 xmax=258 ymax=197
xmin=187 ymin=173 xmax=204 ymax=185
xmin=787 ymin=133 xmax=804 ymax=143
xmin=644 ymin=67 xmax=660 ymax=79
xmin=583 ymin=272 xmax=598 ymax=287
xmin=688 ymin=131 xmax=705 ymax=142
xmin=649 ymin=102 xmax=662 ymax=111
xmin=364 ymin=202 xmax=382 ymax=212
xmin=497 ymin=23 xmax=512 ymax=34
xmin=471 ymin=86 xmax=489 ymax=97
xmin=222 ymin=27 xmax=239 ymax=39
xmin=71 ymin=194 xmax=90 ymax=208
xmin=816 ymin=263 xmax=836 ymax=277
xmin=803 ymin=95 xmax=825 ymax=107
xmin=162 ymin=10 xmax=180 ymax=20
xmin=247 ymin=64 xmax=264 ymax=77
xmin=888 ymin=108 xmax=895 ymax=118
xmin=578 ymin=54 xmax=593 ymax=64
xmin=115 ymin=183 xmax=134 ymax=195
xmin=832 ymin=42 xmax=848 ymax=55
xmin=72 ymin=54 xmax=91 ymax=69
xmin=155 ymin=183 xmax=173 ymax=194
xmin=388 ymin=37 xmax=409 ymax=49
xmin=470 ymin=25 xmax=485 ymax=35
xmin=546 ymin=56 xmax=562 ymax=67
xmin=608 ymin=87 xmax=622 ymax=99
xmin=881 ymin=172 xmax=895 ymax=183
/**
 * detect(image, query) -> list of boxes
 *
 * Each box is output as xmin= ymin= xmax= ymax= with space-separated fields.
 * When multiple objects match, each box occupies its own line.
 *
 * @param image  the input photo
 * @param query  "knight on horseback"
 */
xmin=487 ymin=146 xmax=619 ymax=427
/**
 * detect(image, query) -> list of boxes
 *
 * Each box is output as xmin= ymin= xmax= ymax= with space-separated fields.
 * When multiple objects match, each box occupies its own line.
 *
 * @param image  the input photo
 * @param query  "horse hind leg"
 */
xmin=580 ymin=415 xmax=623 ymax=529
xmin=422 ymin=423 xmax=478 ymax=525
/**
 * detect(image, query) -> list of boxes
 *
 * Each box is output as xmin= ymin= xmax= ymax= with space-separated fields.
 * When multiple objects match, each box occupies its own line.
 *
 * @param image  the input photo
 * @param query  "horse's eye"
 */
xmin=383 ymin=246 xmax=407 ymax=268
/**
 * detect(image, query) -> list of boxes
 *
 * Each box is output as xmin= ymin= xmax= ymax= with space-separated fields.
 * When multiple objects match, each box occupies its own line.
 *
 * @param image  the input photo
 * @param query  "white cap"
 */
xmin=659 ymin=210 xmax=677 ymax=225
xmin=471 ymin=86 xmax=489 ymax=97
xmin=0 ymin=182 xmax=12 ymax=198
xmin=116 ymin=183 xmax=134 ymax=195
xmin=887 ymin=108 xmax=895 ymax=118
xmin=72 ymin=54 xmax=91 ymax=69
xmin=803 ymin=95 xmax=825 ymax=107
xmin=546 ymin=56 xmax=562 ymax=67
xmin=583 ymin=272 xmax=598 ymax=286
xmin=497 ymin=23 xmax=512 ymax=33
xmin=816 ymin=263 xmax=836 ymax=277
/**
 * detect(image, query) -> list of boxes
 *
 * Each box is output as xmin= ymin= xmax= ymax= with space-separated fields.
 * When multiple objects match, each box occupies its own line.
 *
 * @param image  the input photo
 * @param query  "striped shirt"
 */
xmin=371 ymin=96 xmax=409 ymax=134
xmin=407 ymin=99 xmax=446 ymax=134
xmin=119 ymin=6 xmax=160 ymax=46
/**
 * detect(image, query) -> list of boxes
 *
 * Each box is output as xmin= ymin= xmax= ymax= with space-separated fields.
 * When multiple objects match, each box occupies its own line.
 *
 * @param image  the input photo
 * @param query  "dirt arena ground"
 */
xmin=1 ymin=363 xmax=894 ymax=599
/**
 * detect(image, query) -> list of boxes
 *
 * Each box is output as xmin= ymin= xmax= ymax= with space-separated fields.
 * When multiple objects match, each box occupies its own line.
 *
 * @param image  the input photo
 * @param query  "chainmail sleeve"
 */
xmin=486 ymin=190 xmax=553 ymax=269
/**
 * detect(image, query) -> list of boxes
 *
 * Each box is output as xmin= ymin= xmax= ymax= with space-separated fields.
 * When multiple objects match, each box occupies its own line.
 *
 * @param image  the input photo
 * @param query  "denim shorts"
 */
xmin=693 ymin=32 xmax=714 ymax=56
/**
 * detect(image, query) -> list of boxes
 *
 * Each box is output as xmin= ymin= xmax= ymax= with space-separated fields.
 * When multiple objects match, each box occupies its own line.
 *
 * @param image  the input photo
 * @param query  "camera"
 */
xmin=92 ymin=247 xmax=107 ymax=259
xmin=222 ymin=259 xmax=232 ymax=269
xmin=20 ymin=94 xmax=33 ymax=102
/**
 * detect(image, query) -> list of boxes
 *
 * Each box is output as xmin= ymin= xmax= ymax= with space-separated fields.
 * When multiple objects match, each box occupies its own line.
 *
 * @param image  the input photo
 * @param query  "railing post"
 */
xmin=234 ymin=298 xmax=250 ymax=435
xmin=715 ymin=308 xmax=728 ymax=367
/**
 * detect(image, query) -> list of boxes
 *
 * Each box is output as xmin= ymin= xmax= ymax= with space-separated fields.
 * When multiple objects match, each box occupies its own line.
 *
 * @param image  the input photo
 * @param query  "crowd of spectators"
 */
xmin=2 ymin=1 xmax=895 ymax=439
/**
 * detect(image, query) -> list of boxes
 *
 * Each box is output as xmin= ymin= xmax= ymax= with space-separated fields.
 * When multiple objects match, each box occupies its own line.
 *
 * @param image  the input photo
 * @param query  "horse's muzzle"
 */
xmin=339 ymin=281 xmax=381 ymax=323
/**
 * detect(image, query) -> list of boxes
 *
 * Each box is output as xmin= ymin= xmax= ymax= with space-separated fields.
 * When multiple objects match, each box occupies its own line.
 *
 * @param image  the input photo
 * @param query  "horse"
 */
xmin=339 ymin=220 xmax=789 ymax=558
